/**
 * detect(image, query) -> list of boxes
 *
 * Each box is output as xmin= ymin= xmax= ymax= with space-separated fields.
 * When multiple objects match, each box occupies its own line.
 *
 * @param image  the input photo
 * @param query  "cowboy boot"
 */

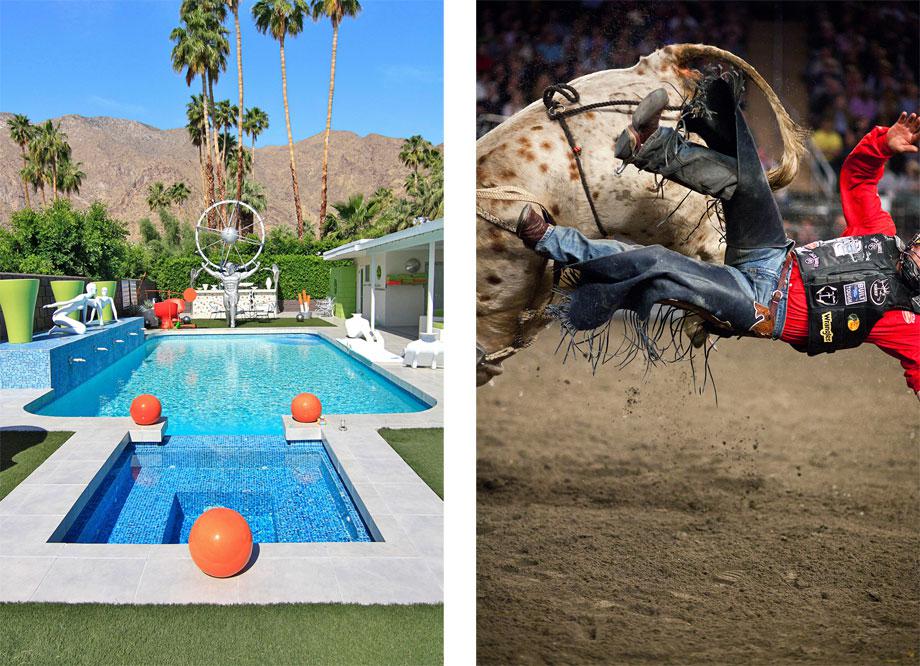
xmin=682 ymin=67 xmax=744 ymax=156
xmin=628 ymin=127 xmax=739 ymax=201
xmin=613 ymin=88 xmax=670 ymax=160
xmin=515 ymin=204 xmax=553 ymax=249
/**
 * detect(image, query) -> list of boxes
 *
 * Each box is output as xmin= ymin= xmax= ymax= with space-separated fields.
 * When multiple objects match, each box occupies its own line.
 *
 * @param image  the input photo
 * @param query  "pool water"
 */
xmin=32 ymin=333 xmax=429 ymax=435
xmin=57 ymin=435 xmax=372 ymax=544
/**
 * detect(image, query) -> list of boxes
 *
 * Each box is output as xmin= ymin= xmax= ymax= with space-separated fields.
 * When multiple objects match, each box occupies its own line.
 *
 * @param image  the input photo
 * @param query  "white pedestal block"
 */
xmin=282 ymin=415 xmax=323 ymax=442
xmin=129 ymin=417 xmax=167 ymax=444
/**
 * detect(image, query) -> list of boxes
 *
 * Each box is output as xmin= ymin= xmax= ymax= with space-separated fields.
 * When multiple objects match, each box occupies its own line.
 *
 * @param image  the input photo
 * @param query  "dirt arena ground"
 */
xmin=477 ymin=324 xmax=919 ymax=664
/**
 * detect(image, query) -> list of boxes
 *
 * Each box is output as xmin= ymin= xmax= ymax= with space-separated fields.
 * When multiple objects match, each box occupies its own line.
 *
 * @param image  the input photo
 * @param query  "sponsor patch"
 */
xmin=802 ymin=251 xmax=819 ymax=269
xmin=820 ymin=311 xmax=833 ymax=343
xmin=869 ymin=278 xmax=891 ymax=305
xmin=815 ymin=285 xmax=838 ymax=306
xmin=904 ymin=310 xmax=916 ymax=325
xmin=866 ymin=237 xmax=883 ymax=254
xmin=847 ymin=314 xmax=860 ymax=331
xmin=833 ymin=237 xmax=862 ymax=256
xmin=844 ymin=281 xmax=867 ymax=305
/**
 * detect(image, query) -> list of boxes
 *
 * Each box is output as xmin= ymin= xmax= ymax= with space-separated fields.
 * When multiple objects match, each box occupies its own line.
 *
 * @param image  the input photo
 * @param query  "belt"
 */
xmin=747 ymin=251 xmax=795 ymax=339
xmin=771 ymin=253 xmax=795 ymax=311
xmin=769 ymin=252 xmax=796 ymax=335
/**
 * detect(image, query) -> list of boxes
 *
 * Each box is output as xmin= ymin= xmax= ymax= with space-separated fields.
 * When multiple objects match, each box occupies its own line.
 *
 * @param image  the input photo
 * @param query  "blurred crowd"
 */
xmin=804 ymin=2 xmax=919 ymax=192
xmin=477 ymin=1 xmax=919 ymax=239
xmin=477 ymin=1 xmax=748 ymax=119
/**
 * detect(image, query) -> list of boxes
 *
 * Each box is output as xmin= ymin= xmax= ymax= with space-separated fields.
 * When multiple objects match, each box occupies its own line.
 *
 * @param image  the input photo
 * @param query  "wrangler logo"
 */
xmin=820 ymin=312 xmax=833 ymax=343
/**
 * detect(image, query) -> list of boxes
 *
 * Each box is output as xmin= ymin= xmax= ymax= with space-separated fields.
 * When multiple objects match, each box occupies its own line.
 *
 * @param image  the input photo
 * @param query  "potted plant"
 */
xmin=94 ymin=280 xmax=118 ymax=322
xmin=50 ymin=280 xmax=84 ymax=320
xmin=0 ymin=278 xmax=40 ymax=343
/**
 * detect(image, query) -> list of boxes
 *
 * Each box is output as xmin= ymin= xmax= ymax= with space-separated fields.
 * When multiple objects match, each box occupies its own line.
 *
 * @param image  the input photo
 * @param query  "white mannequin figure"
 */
xmin=44 ymin=283 xmax=100 ymax=335
xmin=85 ymin=286 xmax=118 ymax=326
xmin=82 ymin=284 xmax=107 ymax=327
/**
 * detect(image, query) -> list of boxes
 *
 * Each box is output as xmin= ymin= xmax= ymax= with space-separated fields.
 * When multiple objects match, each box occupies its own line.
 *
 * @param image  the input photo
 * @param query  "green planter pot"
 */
xmin=94 ymin=280 xmax=118 ymax=322
xmin=50 ymin=280 xmax=84 ymax=321
xmin=0 ymin=278 xmax=40 ymax=344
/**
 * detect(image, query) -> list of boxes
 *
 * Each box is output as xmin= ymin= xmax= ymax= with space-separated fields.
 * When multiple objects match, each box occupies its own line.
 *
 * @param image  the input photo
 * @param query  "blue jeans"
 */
xmin=536 ymin=225 xmax=792 ymax=337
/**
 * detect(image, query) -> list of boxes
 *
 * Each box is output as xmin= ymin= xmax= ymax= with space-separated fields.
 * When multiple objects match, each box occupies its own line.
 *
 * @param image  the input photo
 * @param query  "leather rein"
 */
xmin=475 ymin=83 xmax=688 ymax=369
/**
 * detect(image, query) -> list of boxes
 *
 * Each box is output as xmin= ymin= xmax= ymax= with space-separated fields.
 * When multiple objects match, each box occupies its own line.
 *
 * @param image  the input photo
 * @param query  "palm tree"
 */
xmin=215 ymin=98 xmax=234 ymax=176
xmin=225 ymin=177 xmax=266 ymax=234
xmin=7 ymin=114 xmax=35 ymax=208
xmin=252 ymin=0 xmax=310 ymax=238
xmin=172 ymin=20 xmax=218 ymax=219
xmin=180 ymin=1 xmax=229 ymax=180
xmin=322 ymin=193 xmax=379 ymax=241
xmin=399 ymin=135 xmax=433 ymax=175
xmin=186 ymin=95 xmax=209 ymax=208
xmin=225 ymin=135 xmax=252 ymax=182
xmin=371 ymin=186 xmax=395 ymax=208
xmin=20 ymin=156 xmax=46 ymax=207
xmin=34 ymin=120 xmax=69 ymax=201
xmin=57 ymin=159 xmax=86 ymax=198
xmin=169 ymin=181 xmax=192 ymax=206
xmin=313 ymin=0 xmax=361 ymax=227
xmin=242 ymin=106 xmax=269 ymax=169
xmin=199 ymin=4 xmax=230 ymax=207
xmin=227 ymin=0 xmax=246 ymax=202
xmin=147 ymin=182 xmax=172 ymax=212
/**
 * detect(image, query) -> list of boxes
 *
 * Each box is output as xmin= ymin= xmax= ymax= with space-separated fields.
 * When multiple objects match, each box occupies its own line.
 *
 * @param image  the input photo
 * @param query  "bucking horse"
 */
xmin=476 ymin=43 xmax=807 ymax=386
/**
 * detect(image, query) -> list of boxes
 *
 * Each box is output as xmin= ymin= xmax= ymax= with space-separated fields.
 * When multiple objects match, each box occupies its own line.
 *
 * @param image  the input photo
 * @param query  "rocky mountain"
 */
xmin=0 ymin=112 xmax=416 ymax=238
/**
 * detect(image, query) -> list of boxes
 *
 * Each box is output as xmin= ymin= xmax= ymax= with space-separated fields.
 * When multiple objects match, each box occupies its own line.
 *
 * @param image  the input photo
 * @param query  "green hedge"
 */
xmin=274 ymin=255 xmax=352 ymax=301
xmin=150 ymin=254 xmax=352 ymax=301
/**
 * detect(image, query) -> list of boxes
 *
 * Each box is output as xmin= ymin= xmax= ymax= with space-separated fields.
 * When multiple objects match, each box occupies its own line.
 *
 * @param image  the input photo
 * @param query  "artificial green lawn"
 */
xmin=0 ymin=603 xmax=442 ymax=665
xmin=188 ymin=317 xmax=335 ymax=328
xmin=378 ymin=428 xmax=444 ymax=499
xmin=0 ymin=430 xmax=73 ymax=500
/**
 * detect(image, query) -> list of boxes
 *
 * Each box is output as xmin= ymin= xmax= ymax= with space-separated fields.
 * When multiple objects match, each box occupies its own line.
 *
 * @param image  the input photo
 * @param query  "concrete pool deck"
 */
xmin=0 ymin=321 xmax=443 ymax=605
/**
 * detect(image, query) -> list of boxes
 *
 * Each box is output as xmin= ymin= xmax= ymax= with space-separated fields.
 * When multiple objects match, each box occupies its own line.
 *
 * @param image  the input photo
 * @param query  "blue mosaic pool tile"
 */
xmin=57 ymin=434 xmax=372 ymax=544
xmin=30 ymin=332 xmax=429 ymax=435
xmin=0 ymin=318 xmax=144 ymax=391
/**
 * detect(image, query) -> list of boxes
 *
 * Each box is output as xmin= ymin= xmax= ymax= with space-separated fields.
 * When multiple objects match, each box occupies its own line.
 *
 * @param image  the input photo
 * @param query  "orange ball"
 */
xmin=188 ymin=508 xmax=253 ymax=578
xmin=130 ymin=394 xmax=161 ymax=425
xmin=182 ymin=287 xmax=198 ymax=302
xmin=291 ymin=392 xmax=322 ymax=423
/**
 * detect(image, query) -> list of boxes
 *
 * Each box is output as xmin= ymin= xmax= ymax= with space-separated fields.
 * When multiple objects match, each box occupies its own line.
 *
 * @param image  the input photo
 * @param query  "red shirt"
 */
xmin=779 ymin=126 xmax=920 ymax=392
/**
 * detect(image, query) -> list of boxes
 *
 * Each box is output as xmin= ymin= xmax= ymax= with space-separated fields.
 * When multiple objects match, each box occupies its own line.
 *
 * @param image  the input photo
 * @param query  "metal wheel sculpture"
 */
xmin=194 ymin=200 xmax=265 ymax=271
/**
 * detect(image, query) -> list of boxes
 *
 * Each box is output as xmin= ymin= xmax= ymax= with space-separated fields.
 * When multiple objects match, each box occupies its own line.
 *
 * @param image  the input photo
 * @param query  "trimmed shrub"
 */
xmin=273 ymin=255 xmax=352 ymax=301
xmin=149 ymin=253 xmax=352 ymax=301
xmin=149 ymin=256 xmax=219 ymax=297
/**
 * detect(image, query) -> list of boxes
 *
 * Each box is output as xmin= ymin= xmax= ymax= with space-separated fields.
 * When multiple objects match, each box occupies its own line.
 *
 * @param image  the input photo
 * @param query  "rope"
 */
xmin=477 ymin=83 xmax=692 ymax=368
xmin=475 ymin=185 xmax=551 ymax=233
xmin=542 ymin=83 xmax=684 ymax=236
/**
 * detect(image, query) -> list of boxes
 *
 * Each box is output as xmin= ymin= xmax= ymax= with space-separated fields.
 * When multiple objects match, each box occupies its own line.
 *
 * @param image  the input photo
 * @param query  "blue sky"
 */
xmin=0 ymin=0 xmax=443 ymax=145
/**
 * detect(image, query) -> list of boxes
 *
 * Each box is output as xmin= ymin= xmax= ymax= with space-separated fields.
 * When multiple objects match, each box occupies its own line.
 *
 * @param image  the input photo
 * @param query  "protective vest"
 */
xmin=793 ymin=233 xmax=919 ymax=355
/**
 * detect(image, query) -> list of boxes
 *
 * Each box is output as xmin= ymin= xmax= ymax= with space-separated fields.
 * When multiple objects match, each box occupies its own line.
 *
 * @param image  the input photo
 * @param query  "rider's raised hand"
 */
xmin=887 ymin=112 xmax=920 ymax=154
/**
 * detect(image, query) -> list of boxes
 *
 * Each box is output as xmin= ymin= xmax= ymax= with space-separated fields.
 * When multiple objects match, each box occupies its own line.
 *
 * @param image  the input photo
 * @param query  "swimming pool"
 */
xmin=30 ymin=333 xmax=429 ymax=435
xmin=55 ymin=435 xmax=373 ymax=544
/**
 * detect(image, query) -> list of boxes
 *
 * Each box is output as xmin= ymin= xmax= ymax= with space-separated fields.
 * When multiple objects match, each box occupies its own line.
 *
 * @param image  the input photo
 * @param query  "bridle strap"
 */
xmin=542 ymin=82 xmax=684 ymax=237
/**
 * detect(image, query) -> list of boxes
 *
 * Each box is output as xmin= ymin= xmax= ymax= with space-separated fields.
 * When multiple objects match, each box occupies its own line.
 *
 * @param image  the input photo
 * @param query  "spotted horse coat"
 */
xmin=476 ymin=43 xmax=807 ymax=386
